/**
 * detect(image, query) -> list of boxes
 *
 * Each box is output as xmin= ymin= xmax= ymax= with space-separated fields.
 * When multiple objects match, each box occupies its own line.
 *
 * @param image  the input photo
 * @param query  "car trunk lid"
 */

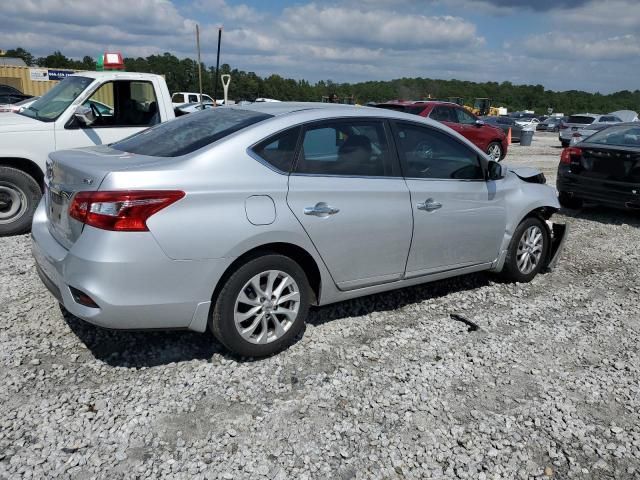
xmin=45 ymin=145 xmax=167 ymax=249
xmin=570 ymin=144 xmax=640 ymax=187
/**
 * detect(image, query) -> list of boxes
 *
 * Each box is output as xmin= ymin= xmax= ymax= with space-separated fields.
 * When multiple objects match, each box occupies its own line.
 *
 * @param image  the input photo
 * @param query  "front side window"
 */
xmin=112 ymin=108 xmax=272 ymax=157
xmin=393 ymin=122 xmax=484 ymax=180
xmin=83 ymin=80 xmax=159 ymax=128
xmin=455 ymin=108 xmax=477 ymax=125
xmin=294 ymin=120 xmax=394 ymax=177
xmin=19 ymin=75 xmax=93 ymax=122
xmin=188 ymin=94 xmax=198 ymax=103
xmin=251 ymin=127 xmax=301 ymax=173
xmin=430 ymin=106 xmax=456 ymax=123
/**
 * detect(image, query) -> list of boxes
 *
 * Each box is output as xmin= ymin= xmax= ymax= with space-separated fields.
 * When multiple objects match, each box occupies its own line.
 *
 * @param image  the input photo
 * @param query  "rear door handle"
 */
xmin=304 ymin=202 xmax=340 ymax=217
xmin=417 ymin=198 xmax=442 ymax=212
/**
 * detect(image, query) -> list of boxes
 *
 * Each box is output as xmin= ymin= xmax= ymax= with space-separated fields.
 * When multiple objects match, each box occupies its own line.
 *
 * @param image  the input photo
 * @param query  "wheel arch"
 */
xmin=0 ymin=157 xmax=44 ymax=190
xmin=210 ymin=242 xmax=323 ymax=314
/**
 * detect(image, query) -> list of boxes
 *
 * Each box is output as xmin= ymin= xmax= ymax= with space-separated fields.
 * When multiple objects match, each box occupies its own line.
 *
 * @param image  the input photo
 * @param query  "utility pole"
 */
xmin=213 ymin=26 xmax=222 ymax=105
xmin=196 ymin=24 xmax=203 ymax=109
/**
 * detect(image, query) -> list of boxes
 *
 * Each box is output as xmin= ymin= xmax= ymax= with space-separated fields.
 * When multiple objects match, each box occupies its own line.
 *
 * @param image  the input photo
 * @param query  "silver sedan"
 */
xmin=32 ymin=103 xmax=567 ymax=357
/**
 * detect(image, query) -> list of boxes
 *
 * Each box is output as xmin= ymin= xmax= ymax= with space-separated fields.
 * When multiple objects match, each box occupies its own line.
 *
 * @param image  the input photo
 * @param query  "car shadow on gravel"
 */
xmin=561 ymin=205 xmax=640 ymax=227
xmin=61 ymin=307 xmax=228 ymax=368
xmin=61 ymin=273 xmax=491 ymax=367
xmin=306 ymin=272 xmax=491 ymax=327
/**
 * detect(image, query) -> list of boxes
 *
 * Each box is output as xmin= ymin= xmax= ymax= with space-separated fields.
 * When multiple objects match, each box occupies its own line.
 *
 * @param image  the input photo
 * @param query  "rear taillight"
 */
xmin=560 ymin=147 xmax=581 ymax=165
xmin=559 ymin=123 xmax=568 ymax=130
xmin=69 ymin=190 xmax=185 ymax=232
xmin=572 ymin=132 xmax=582 ymax=137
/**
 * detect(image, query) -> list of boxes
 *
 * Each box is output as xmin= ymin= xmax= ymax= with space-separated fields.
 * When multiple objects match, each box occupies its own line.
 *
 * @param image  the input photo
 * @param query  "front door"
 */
xmin=287 ymin=119 xmax=413 ymax=290
xmin=391 ymin=121 xmax=506 ymax=276
xmin=55 ymin=80 xmax=161 ymax=151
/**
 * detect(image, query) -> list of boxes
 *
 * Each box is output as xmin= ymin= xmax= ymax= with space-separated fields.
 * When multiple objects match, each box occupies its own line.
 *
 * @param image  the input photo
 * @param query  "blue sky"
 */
xmin=1 ymin=0 xmax=639 ymax=93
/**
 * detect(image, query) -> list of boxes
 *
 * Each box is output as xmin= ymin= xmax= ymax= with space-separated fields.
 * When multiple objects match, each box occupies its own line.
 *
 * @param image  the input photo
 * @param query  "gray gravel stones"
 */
xmin=1 ymin=133 xmax=639 ymax=479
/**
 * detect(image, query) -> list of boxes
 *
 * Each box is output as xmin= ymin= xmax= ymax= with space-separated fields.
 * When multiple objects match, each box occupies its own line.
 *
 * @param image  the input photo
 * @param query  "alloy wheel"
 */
xmin=516 ymin=225 xmax=544 ymax=275
xmin=488 ymin=144 xmax=502 ymax=161
xmin=234 ymin=270 xmax=300 ymax=345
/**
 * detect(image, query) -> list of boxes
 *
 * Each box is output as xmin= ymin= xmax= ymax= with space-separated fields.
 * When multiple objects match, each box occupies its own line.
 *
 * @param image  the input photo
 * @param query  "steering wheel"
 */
xmin=415 ymin=141 xmax=434 ymax=159
xmin=89 ymin=102 xmax=103 ymax=123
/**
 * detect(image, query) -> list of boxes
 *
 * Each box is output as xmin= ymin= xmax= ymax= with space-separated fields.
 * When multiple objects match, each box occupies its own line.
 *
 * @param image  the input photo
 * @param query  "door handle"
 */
xmin=304 ymin=202 xmax=340 ymax=217
xmin=417 ymin=198 xmax=442 ymax=212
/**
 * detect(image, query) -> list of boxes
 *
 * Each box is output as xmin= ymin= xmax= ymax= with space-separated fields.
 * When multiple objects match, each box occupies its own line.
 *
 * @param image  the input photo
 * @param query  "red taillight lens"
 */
xmin=560 ymin=147 xmax=581 ymax=165
xmin=559 ymin=123 xmax=568 ymax=130
xmin=69 ymin=190 xmax=185 ymax=231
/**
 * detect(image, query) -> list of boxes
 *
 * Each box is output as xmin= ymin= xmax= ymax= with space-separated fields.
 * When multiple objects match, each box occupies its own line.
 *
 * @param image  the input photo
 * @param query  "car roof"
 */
xmin=71 ymin=71 xmax=167 ymax=82
xmin=377 ymin=100 xmax=458 ymax=107
xmin=222 ymin=101 xmax=362 ymax=116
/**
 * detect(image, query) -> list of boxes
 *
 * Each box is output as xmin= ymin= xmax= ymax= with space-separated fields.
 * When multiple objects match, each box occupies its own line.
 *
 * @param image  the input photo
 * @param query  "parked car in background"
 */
xmin=32 ymin=102 xmax=566 ymax=357
xmin=515 ymin=117 xmax=540 ymax=128
xmin=537 ymin=116 xmax=566 ymax=132
xmin=0 ymin=84 xmax=32 ymax=105
xmin=375 ymin=101 xmax=508 ymax=160
xmin=569 ymin=123 xmax=611 ymax=145
xmin=0 ymin=96 xmax=38 ymax=113
xmin=610 ymin=110 xmax=639 ymax=123
xmin=557 ymin=123 xmax=640 ymax=210
xmin=172 ymin=92 xmax=215 ymax=107
xmin=559 ymin=114 xmax=622 ymax=147
xmin=175 ymin=101 xmax=215 ymax=116
xmin=482 ymin=116 xmax=523 ymax=142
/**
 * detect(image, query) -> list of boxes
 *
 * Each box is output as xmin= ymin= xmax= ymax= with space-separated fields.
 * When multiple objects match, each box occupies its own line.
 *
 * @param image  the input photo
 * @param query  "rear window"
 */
xmin=375 ymin=104 xmax=426 ymax=115
xmin=583 ymin=125 xmax=640 ymax=147
xmin=568 ymin=115 xmax=595 ymax=124
xmin=112 ymin=108 xmax=272 ymax=157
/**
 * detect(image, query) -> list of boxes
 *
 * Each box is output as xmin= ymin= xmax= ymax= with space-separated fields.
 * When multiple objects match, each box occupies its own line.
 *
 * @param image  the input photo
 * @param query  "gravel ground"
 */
xmin=1 ymin=132 xmax=639 ymax=479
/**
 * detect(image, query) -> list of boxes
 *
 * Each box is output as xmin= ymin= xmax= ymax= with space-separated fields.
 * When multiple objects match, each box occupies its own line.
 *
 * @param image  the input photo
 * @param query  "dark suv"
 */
xmin=375 ymin=101 xmax=508 ymax=161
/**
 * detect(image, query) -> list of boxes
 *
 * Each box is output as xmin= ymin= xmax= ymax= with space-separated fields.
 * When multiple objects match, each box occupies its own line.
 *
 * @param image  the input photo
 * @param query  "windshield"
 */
xmin=19 ymin=76 xmax=94 ymax=122
xmin=112 ymin=108 xmax=273 ymax=157
xmin=583 ymin=125 xmax=640 ymax=147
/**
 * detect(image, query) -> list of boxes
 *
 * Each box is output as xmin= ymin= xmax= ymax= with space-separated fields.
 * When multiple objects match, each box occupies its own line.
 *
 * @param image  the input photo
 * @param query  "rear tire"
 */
xmin=486 ymin=142 xmax=503 ymax=161
xmin=500 ymin=217 xmax=549 ymax=283
xmin=210 ymin=254 xmax=311 ymax=357
xmin=558 ymin=191 xmax=583 ymax=209
xmin=0 ymin=166 xmax=42 ymax=236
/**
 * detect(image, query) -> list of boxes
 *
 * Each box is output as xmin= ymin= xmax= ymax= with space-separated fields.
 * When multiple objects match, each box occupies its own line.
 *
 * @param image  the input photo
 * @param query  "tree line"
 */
xmin=3 ymin=47 xmax=639 ymax=115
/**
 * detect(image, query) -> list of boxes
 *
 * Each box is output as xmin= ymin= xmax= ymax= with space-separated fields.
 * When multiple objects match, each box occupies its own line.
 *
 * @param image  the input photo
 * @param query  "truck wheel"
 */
xmin=0 ymin=166 xmax=42 ymax=236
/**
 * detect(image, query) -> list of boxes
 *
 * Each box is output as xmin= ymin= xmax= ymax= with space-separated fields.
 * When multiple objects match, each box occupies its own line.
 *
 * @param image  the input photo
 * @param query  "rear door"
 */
xmin=286 ymin=118 xmax=413 ymax=290
xmin=391 ymin=121 xmax=506 ymax=276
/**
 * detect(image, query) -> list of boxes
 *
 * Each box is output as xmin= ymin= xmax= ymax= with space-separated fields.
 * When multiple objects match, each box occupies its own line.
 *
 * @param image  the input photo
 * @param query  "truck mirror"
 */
xmin=73 ymin=105 xmax=96 ymax=127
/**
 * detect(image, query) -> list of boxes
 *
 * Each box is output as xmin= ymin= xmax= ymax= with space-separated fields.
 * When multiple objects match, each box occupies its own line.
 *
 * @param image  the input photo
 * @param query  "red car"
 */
xmin=375 ymin=101 xmax=508 ymax=161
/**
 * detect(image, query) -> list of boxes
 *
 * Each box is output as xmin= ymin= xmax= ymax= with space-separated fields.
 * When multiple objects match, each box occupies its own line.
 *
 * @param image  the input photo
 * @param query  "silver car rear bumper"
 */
xmin=31 ymin=199 xmax=227 ymax=332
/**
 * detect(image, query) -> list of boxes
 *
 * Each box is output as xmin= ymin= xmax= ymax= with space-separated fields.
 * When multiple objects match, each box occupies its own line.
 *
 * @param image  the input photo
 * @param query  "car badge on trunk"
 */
xmin=83 ymin=178 xmax=94 ymax=185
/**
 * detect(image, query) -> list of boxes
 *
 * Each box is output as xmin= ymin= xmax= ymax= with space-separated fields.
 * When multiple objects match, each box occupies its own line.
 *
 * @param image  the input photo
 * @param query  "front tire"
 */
xmin=486 ymin=142 xmax=503 ymax=161
xmin=500 ymin=217 xmax=549 ymax=283
xmin=0 ymin=166 xmax=42 ymax=236
xmin=210 ymin=254 xmax=311 ymax=357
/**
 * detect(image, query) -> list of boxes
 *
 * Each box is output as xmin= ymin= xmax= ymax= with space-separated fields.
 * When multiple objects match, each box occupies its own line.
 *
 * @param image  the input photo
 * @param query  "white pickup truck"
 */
xmin=0 ymin=71 xmax=175 ymax=235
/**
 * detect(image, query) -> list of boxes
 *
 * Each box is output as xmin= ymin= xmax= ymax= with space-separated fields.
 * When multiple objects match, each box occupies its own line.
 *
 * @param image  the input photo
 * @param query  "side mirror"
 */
xmin=475 ymin=119 xmax=485 ymax=127
xmin=73 ymin=105 xmax=96 ymax=127
xmin=487 ymin=160 xmax=505 ymax=180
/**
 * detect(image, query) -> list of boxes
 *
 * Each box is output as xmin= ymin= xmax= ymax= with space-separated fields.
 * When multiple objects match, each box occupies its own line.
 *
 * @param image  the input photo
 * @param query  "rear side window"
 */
xmin=393 ymin=122 xmax=483 ymax=180
xmin=294 ymin=120 xmax=395 ymax=177
xmin=568 ymin=115 xmax=595 ymax=124
xmin=188 ymin=94 xmax=198 ymax=103
xmin=112 ymin=108 xmax=272 ymax=157
xmin=251 ymin=127 xmax=301 ymax=173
